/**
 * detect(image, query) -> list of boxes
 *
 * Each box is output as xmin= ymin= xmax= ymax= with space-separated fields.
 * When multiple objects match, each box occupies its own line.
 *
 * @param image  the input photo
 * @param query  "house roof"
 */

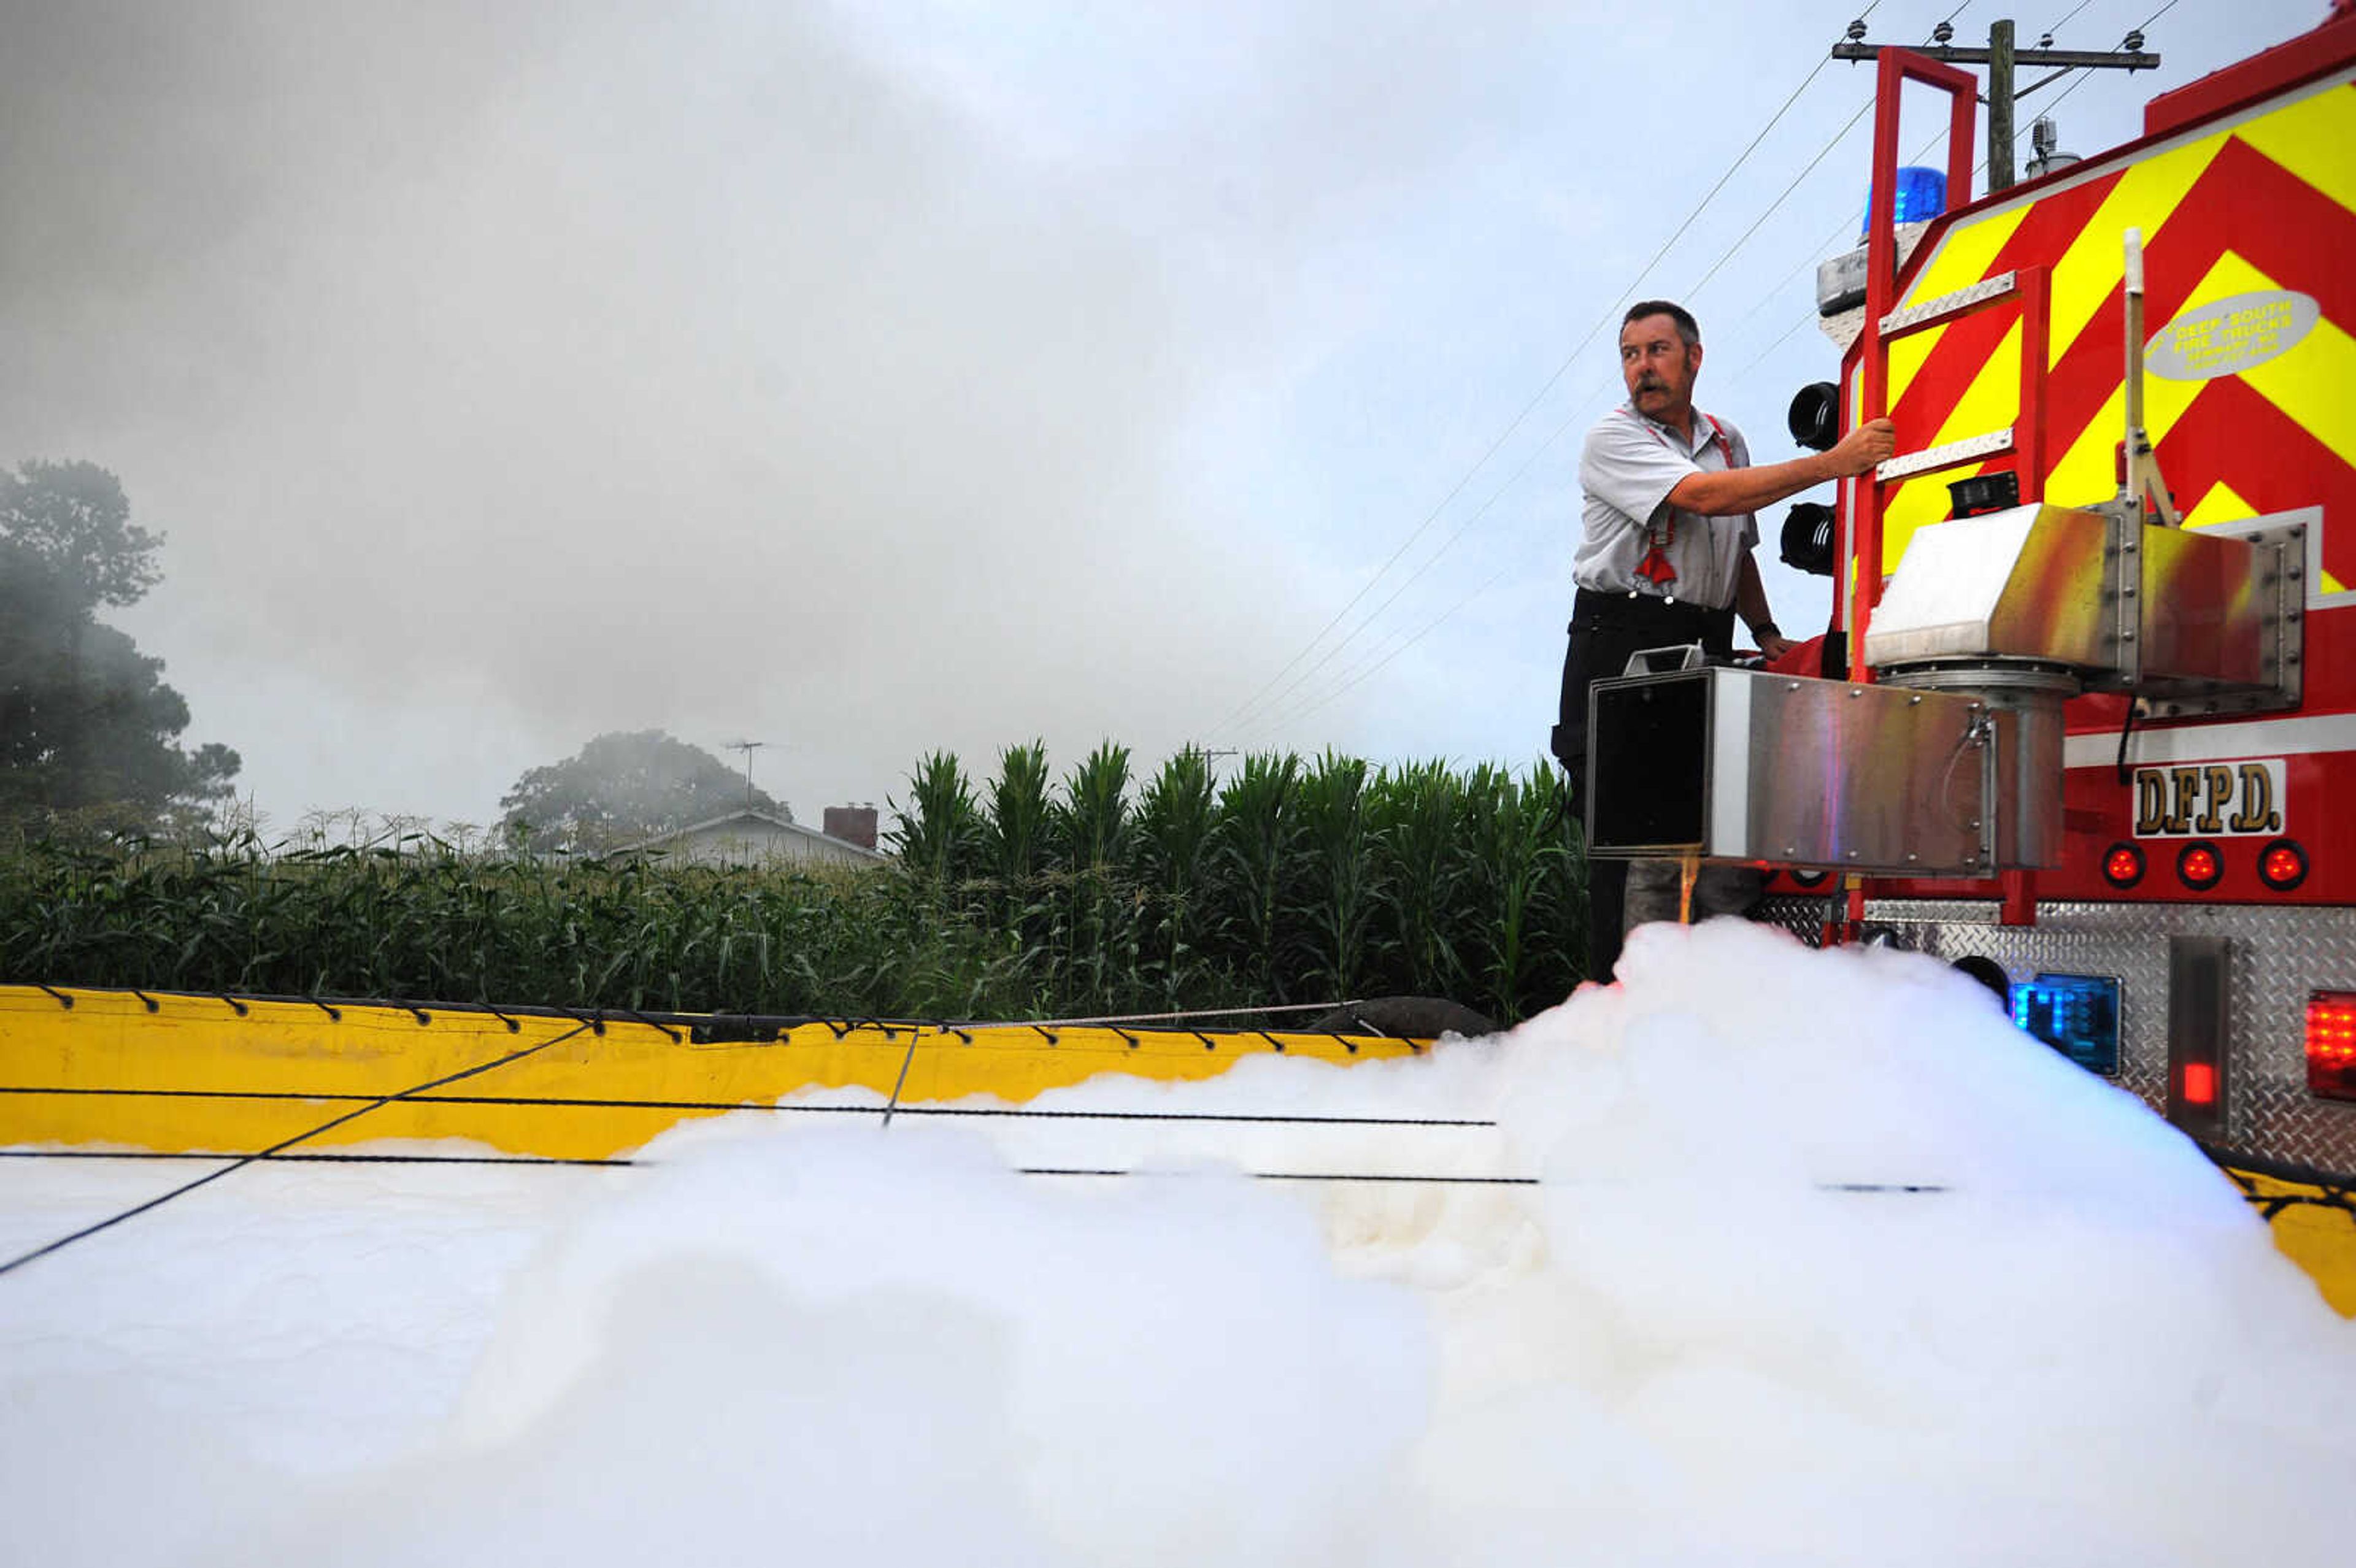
xmin=615 ymin=809 xmax=888 ymax=862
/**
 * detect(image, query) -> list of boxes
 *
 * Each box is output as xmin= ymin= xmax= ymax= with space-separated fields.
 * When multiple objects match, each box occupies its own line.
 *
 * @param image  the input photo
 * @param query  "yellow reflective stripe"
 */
xmin=2044 ymin=376 xmax=2206 ymax=511
xmin=1877 ymin=320 xmax=2025 ymax=569
xmin=2183 ymin=478 xmax=2257 ymax=528
xmin=2109 ymin=248 xmax=2356 ymax=493
xmin=1900 ymin=202 xmax=2031 ymax=312
xmin=2239 ymin=313 xmax=2356 ymax=472
xmin=1878 ymin=473 xmax=1955 ymax=565
xmin=2047 ymin=131 xmax=2230 ymax=369
xmin=2230 ymin=83 xmax=2356 ymax=215
xmin=1887 ymin=324 xmax=1944 ymax=409
xmin=1888 ymin=206 xmax=2031 ymax=409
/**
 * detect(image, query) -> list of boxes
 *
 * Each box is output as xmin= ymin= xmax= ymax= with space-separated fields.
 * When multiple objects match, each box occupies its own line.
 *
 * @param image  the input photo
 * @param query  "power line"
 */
xmin=1238 ymin=0 xmax=2147 ymax=742
xmin=1209 ymin=9 xmax=1882 ymax=740
xmin=1255 ymin=358 xmax=1628 ymax=737
xmin=1263 ymin=61 xmax=1904 ymax=734
xmin=1685 ymin=96 xmax=1877 ymax=303
xmin=1239 ymin=33 xmax=1912 ymax=737
xmin=1728 ymin=2 xmax=2171 ymax=401
xmin=1243 ymin=563 xmax=1522 ymax=742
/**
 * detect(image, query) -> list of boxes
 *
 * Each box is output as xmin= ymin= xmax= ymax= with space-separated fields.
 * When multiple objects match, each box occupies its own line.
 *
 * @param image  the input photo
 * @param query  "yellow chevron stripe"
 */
xmin=1877 ymin=320 xmax=2025 ymax=567
xmin=2235 ymin=285 xmax=2356 ymax=467
xmin=2047 ymin=131 xmax=2231 ymax=370
xmin=1901 ymin=203 xmax=2031 ymax=313
xmin=2180 ymin=484 xmax=2346 ymax=592
xmin=2184 ymin=478 xmax=2257 ymax=528
xmin=2230 ymin=83 xmax=2356 ymax=216
xmin=1889 ymin=206 xmax=2032 ymax=409
xmin=2046 ymin=383 xmax=2206 ymax=513
xmin=1887 ymin=325 xmax=1945 ymax=410
xmin=2046 ymin=250 xmax=2356 ymax=515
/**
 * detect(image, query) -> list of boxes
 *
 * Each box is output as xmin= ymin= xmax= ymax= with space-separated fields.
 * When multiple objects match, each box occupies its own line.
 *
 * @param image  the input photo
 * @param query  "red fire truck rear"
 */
xmin=1585 ymin=7 xmax=2356 ymax=1232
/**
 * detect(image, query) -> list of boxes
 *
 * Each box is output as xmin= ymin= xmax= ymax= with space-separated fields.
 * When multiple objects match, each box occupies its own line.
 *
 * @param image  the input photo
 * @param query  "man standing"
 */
xmin=1554 ymin=300 xmax=1893 ymax=982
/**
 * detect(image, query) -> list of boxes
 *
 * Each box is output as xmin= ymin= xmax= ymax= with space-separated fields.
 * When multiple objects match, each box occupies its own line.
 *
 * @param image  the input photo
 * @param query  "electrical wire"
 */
xmin=1237 ymin=0 xmax=2155 ymax=740
xmin=1209 ymin=6 xmax=1885 ymax=740
xmin=1716 ymin=0 xmax=2147 ymax=390
xmin=1241 ymin=563 xmax=1522 ymax=742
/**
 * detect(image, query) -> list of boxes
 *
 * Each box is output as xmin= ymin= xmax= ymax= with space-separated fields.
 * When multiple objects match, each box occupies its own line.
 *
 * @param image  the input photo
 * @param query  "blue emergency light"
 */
xmin=2011 ymin=973 xmax=2122 ymax=1077
xmin=1861 ymin=166 xmax=1949 ymax=236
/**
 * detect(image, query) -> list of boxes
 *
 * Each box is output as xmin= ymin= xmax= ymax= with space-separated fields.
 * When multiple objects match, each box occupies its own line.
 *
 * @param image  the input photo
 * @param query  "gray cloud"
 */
xmin=5 ymin=1 xmax=2316 ymax=826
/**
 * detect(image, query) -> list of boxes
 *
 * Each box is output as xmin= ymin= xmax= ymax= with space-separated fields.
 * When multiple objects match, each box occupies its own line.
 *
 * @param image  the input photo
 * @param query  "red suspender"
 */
xmin=1620 ymin=409 xmax=1733 ymax=592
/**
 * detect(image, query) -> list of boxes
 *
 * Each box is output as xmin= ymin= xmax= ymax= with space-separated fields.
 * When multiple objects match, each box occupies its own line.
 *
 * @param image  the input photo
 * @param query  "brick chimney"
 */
xmin=822 ymin=804 xmax=878 ymax=850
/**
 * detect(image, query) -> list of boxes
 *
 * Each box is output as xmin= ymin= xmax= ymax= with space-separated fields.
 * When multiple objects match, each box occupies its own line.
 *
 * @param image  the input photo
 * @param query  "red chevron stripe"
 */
xmin=1894 ymin=125 xmax=2352 ymax=471
xmin=1885 ymin=171 xmax=2127 ymax=445
xmin=2158 ymin=376 xmax=2356 ymax=549
xmin=2169 ymin=382 xmax=2356 ymax=716
xmin=2171 ymin=136 xmax=2356 ymax=325
xmin=2035 ymin=136 xmax=2355 ymax=501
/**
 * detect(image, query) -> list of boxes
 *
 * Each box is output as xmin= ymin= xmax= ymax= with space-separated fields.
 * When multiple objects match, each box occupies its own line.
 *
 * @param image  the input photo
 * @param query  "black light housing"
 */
xmin=2258 ymin=837 xmax=2309 ymax=892
xmin=1786 ymin=867 xmax=1830 ymax=889
xmin=2176 ymin=840 xmax=2225 ymax=892
xmin=2101 ymin=841 xmax=2145 ymax=889
xmin=1780 ymin=502 xmax=1838 ymax=576
xmin=1787 ymin=382 xmax=1841 ymax=451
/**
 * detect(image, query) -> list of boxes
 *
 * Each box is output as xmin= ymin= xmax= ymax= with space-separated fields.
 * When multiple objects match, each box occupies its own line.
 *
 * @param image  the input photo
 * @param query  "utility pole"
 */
xmin=1989 ymin=18 xmax=2014 ymax=192
xmin=722 ymin=739 xmax=772 ymax=811
xmin=1833 ymin=18 xmax=2161 ymax=194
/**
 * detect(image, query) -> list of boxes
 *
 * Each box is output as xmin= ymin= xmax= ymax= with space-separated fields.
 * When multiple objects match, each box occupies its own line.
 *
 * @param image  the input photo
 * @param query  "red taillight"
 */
xmin=2177 ymin=841 xmax=2223 ymax=891
xmin=2182 ymin=1061 xmax=2219 ymax=1105
xmin=2306 ymin=991 xmax=2356 ymax=1102
xmin=2258 ymin=839 xmax=2309 ymax=893
xmin=2103 ymin=843 xmax=2144 ymax=888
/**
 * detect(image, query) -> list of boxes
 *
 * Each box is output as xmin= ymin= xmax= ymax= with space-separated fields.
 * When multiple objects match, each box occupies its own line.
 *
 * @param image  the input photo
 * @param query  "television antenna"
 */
xmin=721 ymin=739 xmax=774 ymax=811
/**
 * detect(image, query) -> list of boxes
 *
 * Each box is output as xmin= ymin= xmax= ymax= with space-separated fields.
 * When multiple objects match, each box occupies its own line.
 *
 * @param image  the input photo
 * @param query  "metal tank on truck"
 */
xmin=1582 ymin=6 xmax=2356 ymax=1289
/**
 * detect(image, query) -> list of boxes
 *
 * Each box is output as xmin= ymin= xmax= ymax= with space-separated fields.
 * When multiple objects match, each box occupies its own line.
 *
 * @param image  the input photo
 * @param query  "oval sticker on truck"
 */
xmin=2131 ymin=758 xmax=2285 ymax=837
xmin=2146 ymin=291 xmax=2318 ymax=382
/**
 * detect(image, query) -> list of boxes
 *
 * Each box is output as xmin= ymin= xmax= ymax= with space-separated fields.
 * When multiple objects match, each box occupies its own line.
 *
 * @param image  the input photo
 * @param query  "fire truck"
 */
xmin=1585 ymin=9 xmax=2356 ymax=1224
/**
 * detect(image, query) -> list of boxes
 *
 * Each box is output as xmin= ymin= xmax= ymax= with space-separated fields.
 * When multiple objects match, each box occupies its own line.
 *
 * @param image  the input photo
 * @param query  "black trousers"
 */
xmin=1550 ymin=588 xmax=1736 ymax=984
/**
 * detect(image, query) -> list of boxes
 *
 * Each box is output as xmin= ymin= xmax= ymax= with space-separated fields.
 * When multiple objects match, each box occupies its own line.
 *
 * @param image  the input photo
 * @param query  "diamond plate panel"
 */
xmin=1755 ymin=894 xmax=1842 ymax=941
xmin=1860 ymin=899 xmax=2004 ymax=926
xmin=1757 ymin=897 xmax=2356 ymax=1174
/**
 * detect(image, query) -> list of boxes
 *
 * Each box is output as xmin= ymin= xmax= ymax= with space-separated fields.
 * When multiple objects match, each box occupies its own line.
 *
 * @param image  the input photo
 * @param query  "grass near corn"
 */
xmin=0 ymin=748 xmax=1590 ymax=1024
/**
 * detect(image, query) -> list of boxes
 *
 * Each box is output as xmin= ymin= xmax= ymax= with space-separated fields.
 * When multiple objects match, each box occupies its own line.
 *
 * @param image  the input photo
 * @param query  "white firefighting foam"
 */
xmin=4 ymin=919 xmax=2352 ymax=1566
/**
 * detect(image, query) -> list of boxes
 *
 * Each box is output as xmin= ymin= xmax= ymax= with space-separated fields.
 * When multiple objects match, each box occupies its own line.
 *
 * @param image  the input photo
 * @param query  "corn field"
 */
xmin=0 ymin=747 xmax=1588 ymax=1024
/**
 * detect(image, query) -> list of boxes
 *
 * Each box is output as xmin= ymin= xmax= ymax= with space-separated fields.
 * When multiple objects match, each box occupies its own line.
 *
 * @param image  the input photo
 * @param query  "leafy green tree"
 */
xmin=0 ymin=460 xmax=241 ymax=831
xmin=499 ymin=729 xmax=789 ymax=851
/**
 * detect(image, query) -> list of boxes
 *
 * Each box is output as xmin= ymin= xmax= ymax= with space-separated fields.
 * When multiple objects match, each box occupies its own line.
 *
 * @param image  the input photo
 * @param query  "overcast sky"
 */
xmin=2 ymin=0 xmax=2324 ymax=834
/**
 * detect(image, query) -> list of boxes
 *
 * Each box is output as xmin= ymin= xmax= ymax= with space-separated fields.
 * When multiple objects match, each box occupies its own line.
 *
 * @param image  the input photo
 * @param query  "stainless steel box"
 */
xmin=1862 ymin=501 xmax=2301 ymax=715
xmin=2136 ymin=521 xmax=2279 ymax=696
xmin=1860 ymin=502 xmax=2117 ymax=671
xmin=1586 ymin=666 xmax=2004 ymax=875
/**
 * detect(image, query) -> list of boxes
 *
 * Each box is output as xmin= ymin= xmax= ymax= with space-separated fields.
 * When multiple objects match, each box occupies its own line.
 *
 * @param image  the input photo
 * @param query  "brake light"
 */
xmin=2258 ymin=839 xmax=2308 ymax=893
xmin=2306 ymin=990 xmax=2356 ymax=1102
xmin=2103 ymin=842 xmax=2144 ymax=888
xmin=2182 ymin=1061 xmax=2218 ymax=1105
xmin=2177 ymin=841 xmax=2223 ymax=891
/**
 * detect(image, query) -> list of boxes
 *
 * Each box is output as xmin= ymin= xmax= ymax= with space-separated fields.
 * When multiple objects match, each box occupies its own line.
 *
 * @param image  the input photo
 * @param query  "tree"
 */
xmin=498 ymin=730 xmax=790 ymax=851
xmin=0 ymin=460 xmax=240 ymax=831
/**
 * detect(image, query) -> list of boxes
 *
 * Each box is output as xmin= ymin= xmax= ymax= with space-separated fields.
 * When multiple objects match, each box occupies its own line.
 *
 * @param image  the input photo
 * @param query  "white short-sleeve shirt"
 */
xmin=1574 ymin=404 xmax=1758 ymax=610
